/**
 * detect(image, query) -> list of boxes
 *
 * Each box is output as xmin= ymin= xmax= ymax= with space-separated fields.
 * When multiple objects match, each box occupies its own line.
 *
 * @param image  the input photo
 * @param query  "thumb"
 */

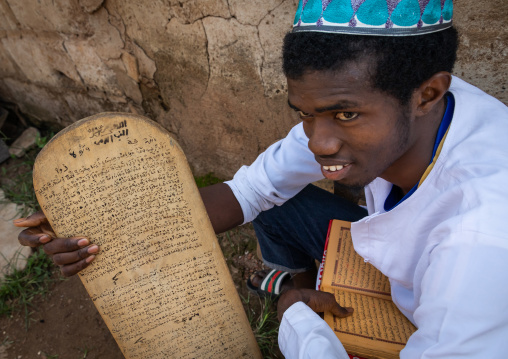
xmin=305 ymin=290 xmax=353 ymax=317
xmin=330 ymin=303 xmax=354 ymax=318
xmin=13 ymin=211 xmax=48 ymax=227
xmin=315 ymin=291 xmax=353 ymax=318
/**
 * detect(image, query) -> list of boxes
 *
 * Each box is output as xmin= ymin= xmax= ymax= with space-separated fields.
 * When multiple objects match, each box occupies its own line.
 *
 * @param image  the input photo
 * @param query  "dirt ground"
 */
xmin=1 ymin=274 xmax=124 ymax=359
xmin=0 ymin=226 xmax=270 ymax=359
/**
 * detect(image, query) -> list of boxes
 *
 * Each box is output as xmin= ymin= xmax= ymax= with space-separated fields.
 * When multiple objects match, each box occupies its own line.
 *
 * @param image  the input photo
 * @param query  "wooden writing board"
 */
xmin=33 ymin=113 xmax=262 ymax=359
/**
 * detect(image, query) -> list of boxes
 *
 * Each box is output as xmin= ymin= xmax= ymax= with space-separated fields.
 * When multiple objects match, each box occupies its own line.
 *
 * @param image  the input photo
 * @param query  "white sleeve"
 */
xmin=278 ymin=302 xmax=349 ymax=359
xmin=401 ymin=233 xmax=508 ymax=358
xmin=225 ymin=122 xmax=323 ymax=224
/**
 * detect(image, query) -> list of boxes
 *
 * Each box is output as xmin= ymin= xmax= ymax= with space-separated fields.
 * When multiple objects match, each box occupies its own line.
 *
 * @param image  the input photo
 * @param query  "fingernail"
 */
xmin=346 ymin=307 xmax=354 ymax=313
xmin=77 ymin=238 xmax=89 ymax=247
xmin=87 ymin=245 xmax=99 ymax=254
xmin=13 ymin=218 xmax=26 ymax=223
xmin=86 ymin=255 xmax=95 ymax=263
xmin=39 ymin=235 xmax=51 ymax=244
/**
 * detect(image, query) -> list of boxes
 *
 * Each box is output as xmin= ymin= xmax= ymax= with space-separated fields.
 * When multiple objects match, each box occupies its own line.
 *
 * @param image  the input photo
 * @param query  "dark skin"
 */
xmin=15 ymin=56 xmax=451 ymax=322
xmin=289 ymin=62 xmax=449 ymax=194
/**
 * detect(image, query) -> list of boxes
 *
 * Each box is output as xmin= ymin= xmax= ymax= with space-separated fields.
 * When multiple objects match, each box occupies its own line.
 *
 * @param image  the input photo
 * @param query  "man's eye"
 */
xmin=336 ymin=112 xmax=358 ymax=121
xmin=298 ymin=111 xmax=312 ymax=118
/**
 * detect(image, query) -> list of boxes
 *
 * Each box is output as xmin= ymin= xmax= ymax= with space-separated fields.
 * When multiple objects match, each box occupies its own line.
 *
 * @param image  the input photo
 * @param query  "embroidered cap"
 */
xmin=293 ymin=0 xmax=453 ymax=36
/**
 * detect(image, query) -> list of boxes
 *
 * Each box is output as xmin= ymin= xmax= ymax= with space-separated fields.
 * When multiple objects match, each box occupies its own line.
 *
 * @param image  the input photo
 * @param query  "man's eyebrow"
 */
xmin=287 ymin=100 xmax=360 ymax=113
xmin=315 ymin=100 xmax=360 ymax=113
xmin=287 ymin=100 xmax=300 ymax=111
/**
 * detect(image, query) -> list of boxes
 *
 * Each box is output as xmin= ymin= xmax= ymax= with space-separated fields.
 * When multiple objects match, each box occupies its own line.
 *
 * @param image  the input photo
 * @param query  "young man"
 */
xmin=16 ymin=0 xmax=508 ymax=357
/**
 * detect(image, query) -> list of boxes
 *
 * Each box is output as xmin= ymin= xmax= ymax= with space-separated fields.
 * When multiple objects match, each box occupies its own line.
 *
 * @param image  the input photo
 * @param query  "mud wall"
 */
xmin=0 ymin=0 xmax=506 ymax=177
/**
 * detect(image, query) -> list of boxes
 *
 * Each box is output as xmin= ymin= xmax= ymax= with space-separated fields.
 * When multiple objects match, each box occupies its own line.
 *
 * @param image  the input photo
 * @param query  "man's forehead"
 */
xmin=285 ymin=59 xmax=403 ymax=112
xmin=287 ymin=60 xmax=374 ymax=95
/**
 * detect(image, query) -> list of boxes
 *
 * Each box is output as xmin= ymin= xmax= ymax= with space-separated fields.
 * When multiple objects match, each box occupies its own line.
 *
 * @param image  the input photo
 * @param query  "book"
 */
xmin=33 ymin=113 xmax=262 ymax=359
xmin=319 ymin=220 xmax=416 ymax=359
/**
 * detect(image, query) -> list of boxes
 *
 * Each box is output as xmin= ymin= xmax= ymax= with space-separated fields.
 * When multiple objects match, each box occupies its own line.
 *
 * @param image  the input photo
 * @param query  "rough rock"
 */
xmin=121 ymin=51 xmax=140 ymax=83
xmin=79 ymin=0 xmax=104 ymax=14
xmin=106 ymin=0 xmax=173 ymax=55
xmin=2 ymin=33 xmax=83 ymax=89
xmin=0 ymin=41 xmax=21 ymax=79
xmin=0 ymin=79 xmax=74 ymax=125
xmin=0 ymin=0 xmax=19 ymax=31
xmin=258 ymin=0 xmax=297 ymax=98
xmin=229 ymin=0 xmax=285 ymax=26
xmin=63 ymin=38 xmax=121 ymax=95
xmin=8 ymin=127 xmax=39 ymax=157
xmin=0 ymin=107 xmax=7 ymax=129
xmin=0 ymin=139 xmax=9 ymax=164
xmin=86 ymin=7 xmax=124 ymax=60
xmin=5 ymin=0 xmax=89 ymax=34
xmin=167 ymin=0 xmax=230 ymax=24
xmin=131 ymin=42 xmax=157 ymax=81
xmin=453 ymin=0 xmax=508 ymax=101
xmin=0 ymin=0 xmax=505 ymax=178
xmin=0 ymin=189 xmax=31 ymax=278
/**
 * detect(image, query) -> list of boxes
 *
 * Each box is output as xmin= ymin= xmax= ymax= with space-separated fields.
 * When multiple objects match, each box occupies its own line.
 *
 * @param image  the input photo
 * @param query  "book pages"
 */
xmin=324 ymin=291 xmax=416 ymax=359
xmin=33 ymin=113 xmax=262 ymax=359
xmin=320 ymin=220 xmax=416 ymax=359
xmin=322 ymin=221 xmax=391 ymax=300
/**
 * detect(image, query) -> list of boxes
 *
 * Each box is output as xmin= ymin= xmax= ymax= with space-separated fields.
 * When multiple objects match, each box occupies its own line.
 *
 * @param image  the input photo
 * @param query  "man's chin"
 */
xmin=333 ymin=180 xmax=367 ymax=192
xmin=332 ymin=181 xmax=366 ymax=204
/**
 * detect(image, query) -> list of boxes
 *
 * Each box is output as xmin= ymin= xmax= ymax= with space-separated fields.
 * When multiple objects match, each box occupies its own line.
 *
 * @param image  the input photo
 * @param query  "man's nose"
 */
xmin=306 ymin=118 xmax=342 ymax=156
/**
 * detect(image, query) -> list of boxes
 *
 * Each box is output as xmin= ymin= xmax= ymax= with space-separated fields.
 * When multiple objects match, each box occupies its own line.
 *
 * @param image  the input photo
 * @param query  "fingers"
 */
xmin=13 ymin=211 xmax=49 ymax=228
xmin=42 ymin=236 xmax=89 ymax=254
xmin=59 ymin=255 xmax=96 ymax=277
xmin=14 ymin=212 xmax=97 ymax=277
xmin=277 ymin=289 xmax=353 ymax=322
xmin=306 ymin=291 xmax=354 ymax=318
xmin=330 ymin=301 xmax=354 ymax=318
xmin=51 ymin=243 xmax=99 ymax=265
xmin=18 ymin=228 xmax=52 ymax=247
xmin=16 ymin=211 xmax=56 ymax=247
xmin=42 ymin=237 xmax=99 ymax=277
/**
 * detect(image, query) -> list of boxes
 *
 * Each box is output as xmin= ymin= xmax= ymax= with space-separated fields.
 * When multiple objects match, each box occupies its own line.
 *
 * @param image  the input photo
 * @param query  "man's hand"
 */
xmin=277 ymin=288 xmax=353 ymax=322
xmin=14 ymin=211 xmax=98 ymax=276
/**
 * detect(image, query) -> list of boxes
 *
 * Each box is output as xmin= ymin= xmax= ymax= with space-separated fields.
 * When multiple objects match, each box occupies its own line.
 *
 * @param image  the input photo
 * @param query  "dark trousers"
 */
xmin=252 ymin=184 xmax=368 ymax=273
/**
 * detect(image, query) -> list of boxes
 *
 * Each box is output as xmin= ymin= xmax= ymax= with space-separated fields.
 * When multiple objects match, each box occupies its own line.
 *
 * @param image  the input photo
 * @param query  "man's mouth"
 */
xmin=322 ymin=164 xmax=349 ymax=172
xmin=320 ymin=163 xmax=352 ymax=180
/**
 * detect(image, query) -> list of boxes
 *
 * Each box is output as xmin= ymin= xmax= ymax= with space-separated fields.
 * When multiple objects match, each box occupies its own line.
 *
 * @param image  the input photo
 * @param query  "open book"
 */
xmin=319 ymin=220 xmax=416 ymax=359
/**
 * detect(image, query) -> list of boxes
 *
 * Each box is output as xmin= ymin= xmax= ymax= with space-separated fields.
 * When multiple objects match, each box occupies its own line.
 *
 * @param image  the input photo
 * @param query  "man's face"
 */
xmin=287 ymin=59 xmax=415 ymax=189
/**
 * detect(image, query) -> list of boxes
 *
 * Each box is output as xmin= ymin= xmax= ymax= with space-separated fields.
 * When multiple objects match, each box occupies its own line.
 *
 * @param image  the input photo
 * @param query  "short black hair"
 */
xmin=282 ymin=27 xmax=458 ymax=104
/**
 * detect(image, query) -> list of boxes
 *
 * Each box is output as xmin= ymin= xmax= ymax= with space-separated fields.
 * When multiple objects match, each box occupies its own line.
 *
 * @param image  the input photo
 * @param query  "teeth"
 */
xmin=323 ymin=165 xmax=344 ymax=172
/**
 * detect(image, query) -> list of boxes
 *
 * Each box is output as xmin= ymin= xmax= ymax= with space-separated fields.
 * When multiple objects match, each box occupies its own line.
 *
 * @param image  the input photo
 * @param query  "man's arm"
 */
xmin=199 ymin=183 xmax=244 ymax=234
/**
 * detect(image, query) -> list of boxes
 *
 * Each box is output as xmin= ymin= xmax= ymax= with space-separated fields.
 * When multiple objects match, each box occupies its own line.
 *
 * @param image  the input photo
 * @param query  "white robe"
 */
xmin=226 ymin=77 xmax=508 ymax=358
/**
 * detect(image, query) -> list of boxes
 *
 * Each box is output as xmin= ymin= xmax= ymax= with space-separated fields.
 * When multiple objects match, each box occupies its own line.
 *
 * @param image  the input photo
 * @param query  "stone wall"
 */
xmin=0 ymin=0 xmax=506 ymax=178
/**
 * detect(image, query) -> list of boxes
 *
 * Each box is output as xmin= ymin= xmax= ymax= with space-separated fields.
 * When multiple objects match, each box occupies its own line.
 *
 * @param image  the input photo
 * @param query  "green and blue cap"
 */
xmin=293 ymin=0 xmax=453 ymax=36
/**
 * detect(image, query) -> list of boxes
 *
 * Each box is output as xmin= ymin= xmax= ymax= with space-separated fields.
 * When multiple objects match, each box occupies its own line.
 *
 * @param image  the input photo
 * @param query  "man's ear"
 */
xmin=413 ymin=72 xmax=452 ymax=117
